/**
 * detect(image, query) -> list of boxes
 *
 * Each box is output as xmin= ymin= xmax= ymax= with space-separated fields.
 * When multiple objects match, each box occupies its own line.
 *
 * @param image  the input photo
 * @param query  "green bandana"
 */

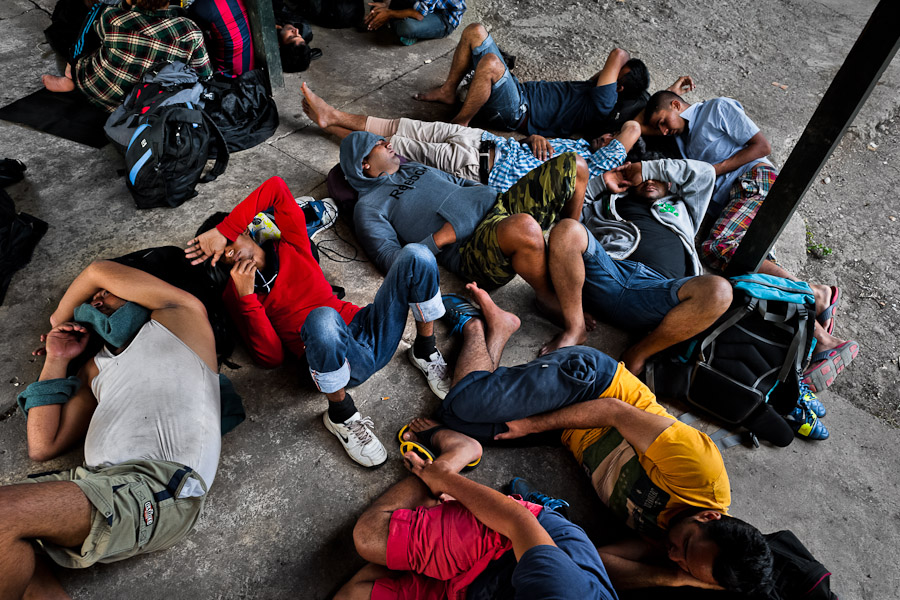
xmin=74 ymin=301 xmax=150 ymax=348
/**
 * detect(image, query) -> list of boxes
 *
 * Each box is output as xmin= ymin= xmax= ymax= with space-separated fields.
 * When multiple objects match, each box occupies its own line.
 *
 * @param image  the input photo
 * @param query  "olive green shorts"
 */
xmin=25 ymin=459 xmax=207 ymax=569
xmin=459 ymin=152 xmax=578 ymax=288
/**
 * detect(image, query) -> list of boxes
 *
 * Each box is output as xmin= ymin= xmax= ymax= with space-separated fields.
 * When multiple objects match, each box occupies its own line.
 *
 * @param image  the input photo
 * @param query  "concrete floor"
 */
xmin=1 ymin=1 xmax=898 ymax=599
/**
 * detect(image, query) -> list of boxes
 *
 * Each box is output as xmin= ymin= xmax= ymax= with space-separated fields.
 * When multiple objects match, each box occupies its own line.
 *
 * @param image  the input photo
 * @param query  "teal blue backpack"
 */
xmin=647 ymin=274 xmax=817 ymax=447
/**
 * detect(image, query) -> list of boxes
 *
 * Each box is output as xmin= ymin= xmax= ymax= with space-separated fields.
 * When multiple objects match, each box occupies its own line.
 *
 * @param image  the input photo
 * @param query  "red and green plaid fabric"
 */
xmin=75 ymin=6 xmax=211 ymax=112
xmin=701 ymin=164 xmax=779 ymax=271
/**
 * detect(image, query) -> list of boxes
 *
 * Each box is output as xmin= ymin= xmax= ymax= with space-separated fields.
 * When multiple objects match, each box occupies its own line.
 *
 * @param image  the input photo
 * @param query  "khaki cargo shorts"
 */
xmin=25 ymin=459 xmax=207 ymax=569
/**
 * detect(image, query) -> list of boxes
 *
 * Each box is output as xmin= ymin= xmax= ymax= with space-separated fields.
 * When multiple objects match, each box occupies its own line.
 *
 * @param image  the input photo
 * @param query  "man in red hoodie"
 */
xmin=186 ymin=177 xmax=448 ymax=468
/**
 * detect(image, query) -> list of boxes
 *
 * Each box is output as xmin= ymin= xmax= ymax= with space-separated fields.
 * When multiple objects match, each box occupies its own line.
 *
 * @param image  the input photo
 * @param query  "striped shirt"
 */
xmin=413 ymin=0 xmax=467 ymax=28
xmin=483 ymin=132 xmax=627 ymax=193
xmin=75 ymin=6 xmax=212 ymax=112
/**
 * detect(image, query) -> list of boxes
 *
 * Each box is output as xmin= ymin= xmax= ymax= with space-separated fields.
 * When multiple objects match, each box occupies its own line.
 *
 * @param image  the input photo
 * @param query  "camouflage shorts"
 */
xmin=459 ymin=152 xmax=578 ymax=288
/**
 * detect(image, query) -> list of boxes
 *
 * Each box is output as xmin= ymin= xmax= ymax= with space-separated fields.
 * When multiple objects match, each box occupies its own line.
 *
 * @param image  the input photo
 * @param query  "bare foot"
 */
xmin=42 ymin=74 xmax=75 ymax=93
xmin=300 ymin=82 xmax=337 ymax=129
xmin=402 ymin=417 xmax=482 ymax=473
xmin=584 ymin=311 xmax=597 ymax=332
xmin=539 ymin=329 xmax=586 ymax=357
xmin=620 ymin=346 xmax=646 ymax=376
xmin=465 ymin=282 xmax=520 ymax=339
xmin=413 ymin=85 xmax=456 ymax=105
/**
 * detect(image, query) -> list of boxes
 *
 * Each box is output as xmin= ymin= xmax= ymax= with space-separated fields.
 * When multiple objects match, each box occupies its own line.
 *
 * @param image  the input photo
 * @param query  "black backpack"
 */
xmin=203 ymin=70 xmax=279 ymax=154
xmin=104 ymin=61 xmax=210 ymax=154
xmin=764 ymin=530 xmax=837 ymax=600
xmin=124 ymin=105 xmax=228 ymax=209
xmin=646 ymin=274 xmax=816 ymax=446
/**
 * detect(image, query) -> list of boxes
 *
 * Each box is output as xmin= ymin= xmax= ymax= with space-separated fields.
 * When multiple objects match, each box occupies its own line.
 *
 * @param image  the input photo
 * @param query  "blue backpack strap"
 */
xmin=730 ymin=274 xmax=815 ymax=305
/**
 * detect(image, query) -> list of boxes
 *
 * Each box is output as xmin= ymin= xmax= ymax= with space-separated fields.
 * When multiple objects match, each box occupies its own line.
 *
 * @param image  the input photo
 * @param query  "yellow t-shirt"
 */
xmin=561 ymin=363 xmax=730 ymax=538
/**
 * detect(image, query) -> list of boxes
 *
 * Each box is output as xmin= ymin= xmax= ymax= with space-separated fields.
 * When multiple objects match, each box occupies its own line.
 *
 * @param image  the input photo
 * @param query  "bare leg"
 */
xmin=451 ymin=283 xmax=521 ymax=385
xmin=354 ymin=420 xmax=482 ymax=564
xmin=449 ymin=53 xmax=507 ymax=126
xmin=0 ymin=481 xmax=92 ymax=599
xmin=333 ymin=563 xmax=392 ymax=600
xmin=620 ymin=275 xmax=733 ymax=375
xmin=24 ymin=559 xmax=70 ymax=600
xmin=414 ymin=23 xmax=490 ymax=105
xmin=541 ymin=219 xmax=590 ymax=356
xmin=301 ymin=83 xmax=367 ymax=134
xmin=495 ymin=214 xmax=556 ymax=311
xmin=758 ymin=259 xmax=844 ymax=352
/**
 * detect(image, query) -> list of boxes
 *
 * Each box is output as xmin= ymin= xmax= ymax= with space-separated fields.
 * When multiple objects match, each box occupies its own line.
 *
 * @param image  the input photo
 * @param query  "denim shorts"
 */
xmin=471 ymin=33 xmax=526 ymax=130
xmin=582 ymin=225 xmax=690 ymax=330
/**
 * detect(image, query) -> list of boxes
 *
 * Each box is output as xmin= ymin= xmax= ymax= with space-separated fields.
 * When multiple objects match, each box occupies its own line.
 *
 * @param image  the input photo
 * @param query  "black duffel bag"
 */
xmin=203 ymin=70 xmax=279 ymax=153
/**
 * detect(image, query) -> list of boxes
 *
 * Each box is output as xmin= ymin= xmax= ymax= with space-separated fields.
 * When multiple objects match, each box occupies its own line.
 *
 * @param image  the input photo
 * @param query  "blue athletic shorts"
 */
xmin=471 ymin=33 xmax=527 ymax=130
xmin=581 ymin=224 xmax=691 ymax=330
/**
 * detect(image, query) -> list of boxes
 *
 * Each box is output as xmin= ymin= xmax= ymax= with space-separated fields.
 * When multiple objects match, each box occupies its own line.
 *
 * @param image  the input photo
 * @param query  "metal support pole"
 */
xmin=245 ymin=0 xmax=284 ymax=91
xmin=725 ymin=0 xmax=900 ymax=275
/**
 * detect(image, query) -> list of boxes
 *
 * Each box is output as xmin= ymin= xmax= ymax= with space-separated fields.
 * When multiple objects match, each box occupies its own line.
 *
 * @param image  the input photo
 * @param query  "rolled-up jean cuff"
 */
xmin=310 ymin=359 xmax=351 ymax=393
xmin=410 ymin=291 xmax=445 ymax=323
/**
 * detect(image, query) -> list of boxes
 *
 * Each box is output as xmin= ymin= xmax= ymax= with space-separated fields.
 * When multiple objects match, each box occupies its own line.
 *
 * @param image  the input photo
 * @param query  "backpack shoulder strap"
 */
xmin=198 ymin=109 xmax=229 ymax=183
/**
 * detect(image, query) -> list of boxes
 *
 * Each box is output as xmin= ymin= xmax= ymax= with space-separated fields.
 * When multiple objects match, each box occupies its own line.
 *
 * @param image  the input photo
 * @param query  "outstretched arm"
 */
xmin=406 ymin=453 xmax=555 ymax=560
xmin=598 ymin=540 xmax=720 ymax=589
xmin=495 ymin=396 xmax=674 ymax=453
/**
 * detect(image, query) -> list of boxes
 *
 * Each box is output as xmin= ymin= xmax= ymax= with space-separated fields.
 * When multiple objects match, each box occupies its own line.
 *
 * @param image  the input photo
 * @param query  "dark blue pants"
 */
xmin=436 ymin=346 xmax=620 ymax=441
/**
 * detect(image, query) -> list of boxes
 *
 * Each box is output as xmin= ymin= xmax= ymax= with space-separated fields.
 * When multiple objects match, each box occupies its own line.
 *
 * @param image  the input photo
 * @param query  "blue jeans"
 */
xmin=301 ymin=244 xmax=445 ymax=393
xmin=471 ymin=33 xmax=527 ymax=130
xmin=582 ymin=225 xmax=691 ymax=331
xmin=436 ymin=346 xmax=619 ymax=441
xmin=392 ymin=11 xmax=456 ymax=40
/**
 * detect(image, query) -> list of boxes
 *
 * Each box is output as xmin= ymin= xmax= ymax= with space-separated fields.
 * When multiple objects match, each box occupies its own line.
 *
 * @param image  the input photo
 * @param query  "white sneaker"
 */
xmin=408 ymin=347 xmax=451 ymax=400
xmin=323 ymin=411 xmax=387 ymax=467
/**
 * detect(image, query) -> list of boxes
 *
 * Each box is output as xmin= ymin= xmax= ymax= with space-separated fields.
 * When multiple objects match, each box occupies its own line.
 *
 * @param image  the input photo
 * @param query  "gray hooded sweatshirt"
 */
xmin=581 ymin=159 xmax=715 ymax=276
xmin=341 ymin=131 xmax=498 ymax=274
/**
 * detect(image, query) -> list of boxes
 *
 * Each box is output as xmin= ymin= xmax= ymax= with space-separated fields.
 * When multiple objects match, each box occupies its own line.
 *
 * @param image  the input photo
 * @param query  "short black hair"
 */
xmin=195 ymin=212 xmax=231 ymax=288
xmin=280 ymin=42 xmax=312 ymax=73
xmin=196 ymin=211 xmax=229 ymax=238
xmin=619 ymin=58 xmax=650 ymax=98
xmin=645 ymin=90 xmax=684 ymax=117
xmin=701 ymin=515 xmax=774 ymax=595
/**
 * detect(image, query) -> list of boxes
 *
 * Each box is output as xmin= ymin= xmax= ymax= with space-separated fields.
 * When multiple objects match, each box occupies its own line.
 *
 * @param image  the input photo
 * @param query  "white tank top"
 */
xmin=85 ymin=320 xmax=221 ymax=495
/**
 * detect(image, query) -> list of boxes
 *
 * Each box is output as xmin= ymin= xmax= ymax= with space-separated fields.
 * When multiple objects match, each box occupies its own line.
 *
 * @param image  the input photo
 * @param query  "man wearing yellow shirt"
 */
xmin=417 ymin=285 xmax=774 ymax=595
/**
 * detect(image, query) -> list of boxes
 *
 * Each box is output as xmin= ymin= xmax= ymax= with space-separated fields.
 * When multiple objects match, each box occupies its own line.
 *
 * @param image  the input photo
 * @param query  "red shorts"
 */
xmin=371 ymin=498 xmax=543 ymax=600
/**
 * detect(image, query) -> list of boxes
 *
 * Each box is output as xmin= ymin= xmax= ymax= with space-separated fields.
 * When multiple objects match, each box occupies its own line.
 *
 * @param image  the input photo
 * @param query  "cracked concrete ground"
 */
xmin=1 ymin=0 xmax=899 ymax=598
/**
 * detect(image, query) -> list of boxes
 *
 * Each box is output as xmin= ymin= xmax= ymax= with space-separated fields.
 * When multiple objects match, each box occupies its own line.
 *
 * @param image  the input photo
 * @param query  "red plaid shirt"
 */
xmin=75 ymin=5 xmax=212 ymax=112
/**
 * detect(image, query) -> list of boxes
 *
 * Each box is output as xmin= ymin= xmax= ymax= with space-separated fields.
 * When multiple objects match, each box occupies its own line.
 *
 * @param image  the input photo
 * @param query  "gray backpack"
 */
xmin=104 ymin=61 xmax=208 ymax=153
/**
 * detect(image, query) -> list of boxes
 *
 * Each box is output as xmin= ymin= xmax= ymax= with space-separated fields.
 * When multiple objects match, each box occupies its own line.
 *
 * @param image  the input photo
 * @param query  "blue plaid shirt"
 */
xmin=413 ymin=0 xmax=467 ymax=28
xmin=483 ymin=133 xmax=627 ymax=193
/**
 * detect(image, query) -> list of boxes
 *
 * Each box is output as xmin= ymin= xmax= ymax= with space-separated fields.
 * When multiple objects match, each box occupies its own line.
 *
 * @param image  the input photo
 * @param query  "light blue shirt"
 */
xmin=675 ymin=98 xmax=774 ymax=210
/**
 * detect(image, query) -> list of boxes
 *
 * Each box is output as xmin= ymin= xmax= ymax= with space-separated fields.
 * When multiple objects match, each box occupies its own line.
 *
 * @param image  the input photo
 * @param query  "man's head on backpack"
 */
xmin=666 ymin=508 xmax=774 ymax=594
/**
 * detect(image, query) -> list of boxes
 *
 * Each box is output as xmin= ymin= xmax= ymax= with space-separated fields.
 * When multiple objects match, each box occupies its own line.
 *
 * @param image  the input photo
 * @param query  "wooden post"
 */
xmin=244 ymin=0 xmax=284 ymax=91
xmin=725 ymin=0 xmax=900 ymax=275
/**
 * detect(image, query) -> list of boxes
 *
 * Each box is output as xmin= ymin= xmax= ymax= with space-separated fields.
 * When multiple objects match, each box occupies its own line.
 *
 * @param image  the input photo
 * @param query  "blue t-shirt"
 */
xmin=513 ymin=510 xmax=618 ymax=600
xmin=675 ymin=97 xmax=774 ymax=211
xmin=522 ymin=81 xmax=618 ymax=138
xmin=466 ymin=509 xmax=618 ymax=600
